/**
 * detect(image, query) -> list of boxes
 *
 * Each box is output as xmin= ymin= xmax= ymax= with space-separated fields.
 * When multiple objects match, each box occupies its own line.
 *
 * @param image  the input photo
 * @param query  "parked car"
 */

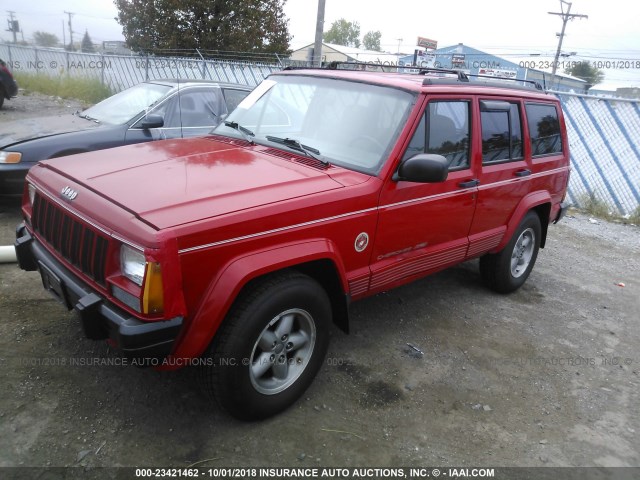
xmin=16 ymin=66 xmax=570 ymax=420
xmin=0 ymin=79 xmax=251 ymax=196
xmin=0 ymin=58 xmax=18 ymax=109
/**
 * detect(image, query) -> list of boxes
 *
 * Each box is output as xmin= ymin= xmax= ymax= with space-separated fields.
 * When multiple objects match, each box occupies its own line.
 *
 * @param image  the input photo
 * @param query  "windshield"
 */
xmin=213 ymin=75 xmax=416 ymax=175
xmin=82 ymin=82 xmax=172 ymax=125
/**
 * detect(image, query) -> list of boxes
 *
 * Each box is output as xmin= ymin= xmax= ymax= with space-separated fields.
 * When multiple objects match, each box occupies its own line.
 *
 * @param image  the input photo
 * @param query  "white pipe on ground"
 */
xmin=0 ymin=245 xmax=17 ymax=263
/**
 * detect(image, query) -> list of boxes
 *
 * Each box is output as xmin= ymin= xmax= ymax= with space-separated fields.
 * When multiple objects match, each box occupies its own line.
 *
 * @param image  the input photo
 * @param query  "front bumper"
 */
xmin=15 ymin=223 xmax=183 ymax=362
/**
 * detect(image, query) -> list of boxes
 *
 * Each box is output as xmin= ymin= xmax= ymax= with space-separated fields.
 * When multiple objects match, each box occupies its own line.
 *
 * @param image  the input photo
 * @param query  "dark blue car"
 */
xmin=0 ymin=79 xmax=251 ymax=197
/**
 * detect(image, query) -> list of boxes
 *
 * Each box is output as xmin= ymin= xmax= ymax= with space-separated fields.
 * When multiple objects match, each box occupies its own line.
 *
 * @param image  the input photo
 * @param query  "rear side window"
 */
xmin=526 ymin=104 xmax=563 ymax=156
xmin=223 ymin=88 xmax=250 ymax=113
xmin=480 ymin=101 xmax=523 ymax=163
xmin=403 ymin=100 xmax=471 ymax=170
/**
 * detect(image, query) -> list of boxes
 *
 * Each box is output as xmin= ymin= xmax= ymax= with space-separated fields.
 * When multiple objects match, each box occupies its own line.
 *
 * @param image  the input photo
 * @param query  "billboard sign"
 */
xmin=417 ymin=37 xmax=438 ymax=50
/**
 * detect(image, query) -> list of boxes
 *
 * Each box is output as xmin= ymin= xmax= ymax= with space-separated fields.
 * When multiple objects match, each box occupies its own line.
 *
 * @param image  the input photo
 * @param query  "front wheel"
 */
xmin=200 ymin=271 xmax=331 ymax=420
xmin=480 ymin=211 xmax=542 ymax=293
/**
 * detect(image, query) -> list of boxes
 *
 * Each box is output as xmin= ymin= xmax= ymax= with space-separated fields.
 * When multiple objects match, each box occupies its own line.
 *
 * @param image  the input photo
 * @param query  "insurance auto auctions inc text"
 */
xmin=196 ymin=467 xmax=496 ymax=478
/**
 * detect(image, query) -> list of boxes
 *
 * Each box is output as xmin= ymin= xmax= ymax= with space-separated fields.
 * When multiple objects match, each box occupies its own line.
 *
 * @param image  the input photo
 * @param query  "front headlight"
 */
xmin=120 ymin=245 xmax=145 ymax=286
xmin=0 ymin=151 xmax=22 ymax=163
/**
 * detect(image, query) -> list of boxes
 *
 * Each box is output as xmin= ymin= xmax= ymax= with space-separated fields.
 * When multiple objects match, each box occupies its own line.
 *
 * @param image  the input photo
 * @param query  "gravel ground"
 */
xmin=0 ymin=91 xmax=85 ymax=123
xmin=0 ymin=94 xmax=639 ymax=473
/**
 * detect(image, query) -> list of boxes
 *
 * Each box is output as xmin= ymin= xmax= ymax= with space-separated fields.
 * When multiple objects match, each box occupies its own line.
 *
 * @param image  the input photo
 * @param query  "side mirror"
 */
xmin=138 ymin=114 xmax=164 ymax=129
xmin=394 ymin=154 xmax=449 ymax=183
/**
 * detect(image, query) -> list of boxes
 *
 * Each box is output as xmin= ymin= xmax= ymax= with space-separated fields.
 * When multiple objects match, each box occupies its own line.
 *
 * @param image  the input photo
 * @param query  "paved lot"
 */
xmin=1 ymin=198 xmax=639 ymax=469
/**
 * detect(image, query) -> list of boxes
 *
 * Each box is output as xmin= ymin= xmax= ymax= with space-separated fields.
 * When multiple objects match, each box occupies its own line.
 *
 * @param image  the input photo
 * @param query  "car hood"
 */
xmin=40 ymin=137 xmax=348 ymax=230
xmin=0 ymin=113 xmax=102 ymax=147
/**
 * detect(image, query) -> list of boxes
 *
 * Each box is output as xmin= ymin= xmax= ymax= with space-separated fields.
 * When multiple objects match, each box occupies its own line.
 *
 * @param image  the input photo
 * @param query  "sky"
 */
xmin=2 ymin=0 xmax=639 ymax=89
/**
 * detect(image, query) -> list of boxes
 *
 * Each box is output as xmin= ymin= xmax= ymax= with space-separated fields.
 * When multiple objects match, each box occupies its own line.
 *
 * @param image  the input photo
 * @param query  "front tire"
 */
xmin=480 ymin=211 xmax=542 ymax=293
xmin=200 ymin=271 xmax=331 ymax=420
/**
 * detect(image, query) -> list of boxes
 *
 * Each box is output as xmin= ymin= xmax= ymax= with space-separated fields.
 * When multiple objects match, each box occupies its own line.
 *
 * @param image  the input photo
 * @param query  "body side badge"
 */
xmin=354 ymin=232 xmax=369 ymax=252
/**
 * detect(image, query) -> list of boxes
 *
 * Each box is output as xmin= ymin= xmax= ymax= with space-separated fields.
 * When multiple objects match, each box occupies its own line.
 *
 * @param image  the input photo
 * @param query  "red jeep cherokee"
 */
xmin=15 ymin=67 xmax=570 ymax=419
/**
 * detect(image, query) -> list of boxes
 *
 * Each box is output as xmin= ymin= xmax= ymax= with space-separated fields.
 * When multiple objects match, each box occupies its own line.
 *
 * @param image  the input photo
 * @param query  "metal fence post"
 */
xmin=100 ymin=53 xmax=105 ymax=86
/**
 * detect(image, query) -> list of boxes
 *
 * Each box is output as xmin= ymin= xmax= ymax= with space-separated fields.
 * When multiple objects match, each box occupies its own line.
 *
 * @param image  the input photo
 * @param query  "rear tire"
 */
xmin=480 ymin=211 xmax=542 ymax=293
xmin=200 ymin=271 xmax=331 ymax=420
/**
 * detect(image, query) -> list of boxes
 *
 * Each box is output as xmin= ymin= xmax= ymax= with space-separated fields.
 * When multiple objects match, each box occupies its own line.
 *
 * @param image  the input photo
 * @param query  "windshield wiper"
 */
xmin=265 ymin=136 xmax=328 ymax=166
xmin=224 ymin=121 xmax=255 ymax=144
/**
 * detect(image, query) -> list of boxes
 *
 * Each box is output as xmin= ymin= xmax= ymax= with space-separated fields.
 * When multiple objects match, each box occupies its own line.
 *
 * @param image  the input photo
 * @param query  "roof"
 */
xmin=147 ymin=79 xmax=252 ymax=90
xmin=274 ymin=68 xmax=555 ymax=100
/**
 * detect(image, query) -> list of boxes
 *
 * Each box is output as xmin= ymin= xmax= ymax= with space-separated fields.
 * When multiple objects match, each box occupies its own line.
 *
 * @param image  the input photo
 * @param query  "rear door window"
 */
xmin=480 ymin=101 xmax=523 ymax=163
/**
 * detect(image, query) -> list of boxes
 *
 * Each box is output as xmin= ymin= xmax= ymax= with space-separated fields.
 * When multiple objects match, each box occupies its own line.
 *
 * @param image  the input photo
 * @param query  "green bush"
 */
xmin=14 ymin=72 xmax=112 ymax=105
xmin=577 ymin=193 xmax=615 ymax=221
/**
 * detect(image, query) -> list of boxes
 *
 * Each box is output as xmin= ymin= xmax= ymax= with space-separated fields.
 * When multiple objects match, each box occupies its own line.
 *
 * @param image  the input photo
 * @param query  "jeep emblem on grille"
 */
xmin=61 ymin=186 xmax=78 ymax=201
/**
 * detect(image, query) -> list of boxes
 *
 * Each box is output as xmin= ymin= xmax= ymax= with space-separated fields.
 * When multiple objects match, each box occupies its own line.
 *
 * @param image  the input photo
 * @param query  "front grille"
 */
xmin=32 ymin=194 xmax=109 ymax=285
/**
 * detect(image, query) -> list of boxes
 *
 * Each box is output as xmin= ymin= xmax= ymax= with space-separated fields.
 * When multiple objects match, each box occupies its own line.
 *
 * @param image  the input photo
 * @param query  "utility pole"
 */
xmin=313 ymin=0 xmax=326 ymax=67
xmin=6 ymin=11 xmax=18 ymax=44
xmin=64 ymin=11 xmax=74 ymax=51
xmin=548 ymin=1 xmax=587 ymax=77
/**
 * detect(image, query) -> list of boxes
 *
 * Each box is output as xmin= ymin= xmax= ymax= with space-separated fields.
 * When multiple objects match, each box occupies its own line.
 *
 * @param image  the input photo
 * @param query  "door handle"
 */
xmin=515 ymin=169 xmax=532 ymax=177
xmin=458 ymin=179 xmax=479 ymax=188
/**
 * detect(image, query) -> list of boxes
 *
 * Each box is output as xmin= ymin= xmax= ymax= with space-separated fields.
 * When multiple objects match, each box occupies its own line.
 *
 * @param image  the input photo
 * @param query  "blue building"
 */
xmin=400 ymin=43 xmax=587 ymax=93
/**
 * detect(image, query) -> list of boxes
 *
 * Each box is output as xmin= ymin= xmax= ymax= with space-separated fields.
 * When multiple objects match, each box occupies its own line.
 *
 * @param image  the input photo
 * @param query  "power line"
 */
xmin=6 ymin=10 xmax=19 ymax=44
xmin=64 ymin=10 xmax=74 ymax=50
xmin=548 ymin=1 xmax=588 ymax=76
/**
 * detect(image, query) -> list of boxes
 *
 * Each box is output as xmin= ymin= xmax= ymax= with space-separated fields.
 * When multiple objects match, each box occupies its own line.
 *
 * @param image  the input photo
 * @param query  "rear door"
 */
xmin=466 ymin=97 xmax=531 ymax=257
xmin=370 ymin=96 xmax=478 ymax=293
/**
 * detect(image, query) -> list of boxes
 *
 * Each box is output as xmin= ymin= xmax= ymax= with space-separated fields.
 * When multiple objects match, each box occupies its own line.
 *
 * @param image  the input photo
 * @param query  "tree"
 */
xmin=114 ymin=0 xmax=291 ymax=54
xmin=81 ymin=30 xmax=95 ymax=53
xmin=323 ymin=18 xmax=360 ymax=48
xmin=362 ymin=30 xmax=381 ymax=51
xmin=564 ymin=62 xmax=604 ymax=87
xmin=33 ymin=31 xmax=59 ymax=48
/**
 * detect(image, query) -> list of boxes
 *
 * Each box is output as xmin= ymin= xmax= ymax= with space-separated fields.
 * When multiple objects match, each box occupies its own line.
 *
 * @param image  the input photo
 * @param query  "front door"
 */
xmin=370 ymin=97 xmax=478 ymax=293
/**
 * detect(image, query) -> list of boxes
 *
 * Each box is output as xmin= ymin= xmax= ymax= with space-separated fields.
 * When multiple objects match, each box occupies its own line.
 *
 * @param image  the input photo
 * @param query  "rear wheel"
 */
xmin=480 ymin=211 xmax=542 ymax=293
xmin=200 ymin=271 xmax=331 ymax=420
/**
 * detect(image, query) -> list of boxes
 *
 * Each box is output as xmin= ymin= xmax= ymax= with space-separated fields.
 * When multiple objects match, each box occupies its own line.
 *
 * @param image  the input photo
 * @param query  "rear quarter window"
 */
xmin=526 ymin=103 xmax=563 ymax=156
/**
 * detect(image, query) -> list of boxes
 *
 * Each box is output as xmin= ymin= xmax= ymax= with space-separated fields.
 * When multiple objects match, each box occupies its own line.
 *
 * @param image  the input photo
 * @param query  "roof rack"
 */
xmin=418 ymin=67 xmax=469 ymax=82
xmin=324 ymin=61 xmax=401 ymax=71
xmin=468 ymin=73 xmax=543 ymax=91
xmin=282 ymin=62 xmax=545 ymax=92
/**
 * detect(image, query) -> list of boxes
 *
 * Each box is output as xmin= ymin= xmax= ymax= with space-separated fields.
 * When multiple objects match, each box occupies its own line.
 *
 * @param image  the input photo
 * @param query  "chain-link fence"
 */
xmin=555 ymin=92 xmax=640 ymax=217
xmin=0 ymin=44 xmax=282 ymax=91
